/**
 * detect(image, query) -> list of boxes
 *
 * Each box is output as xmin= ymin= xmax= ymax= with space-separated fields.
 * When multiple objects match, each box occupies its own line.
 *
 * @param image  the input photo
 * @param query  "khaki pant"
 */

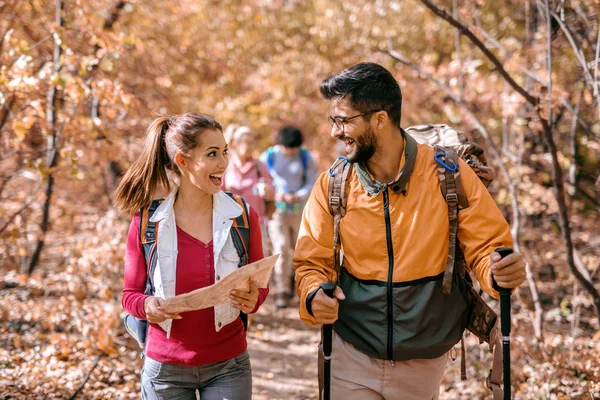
xmin=330 ymin=332 xmax=449 ymax=400
xmin=260 ymin=220 xmax=271 ymax=257
xmin=267 ymin=211 xmax=302 ymax=296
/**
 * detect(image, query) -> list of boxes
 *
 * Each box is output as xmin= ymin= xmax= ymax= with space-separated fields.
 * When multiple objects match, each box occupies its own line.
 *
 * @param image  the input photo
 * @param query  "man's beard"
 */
xmin=346 ymin=125 xmax=377 ymax=164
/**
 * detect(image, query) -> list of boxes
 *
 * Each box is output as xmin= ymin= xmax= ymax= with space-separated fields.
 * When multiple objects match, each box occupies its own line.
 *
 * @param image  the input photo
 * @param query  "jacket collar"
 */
xmin=150 ymin=189 xmax=243 ymax=223
xmin=213 ymin=191 xmax=244 ymax=219
xmin=355 ymin=130 xmax=418 ymax=197
xmin=149 ymin=190 xmax=176 ymax=223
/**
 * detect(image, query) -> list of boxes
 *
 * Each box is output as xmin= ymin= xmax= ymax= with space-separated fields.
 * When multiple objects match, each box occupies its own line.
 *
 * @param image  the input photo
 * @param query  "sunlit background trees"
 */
xmin=1 ymin=1 xmax=599 ymax=398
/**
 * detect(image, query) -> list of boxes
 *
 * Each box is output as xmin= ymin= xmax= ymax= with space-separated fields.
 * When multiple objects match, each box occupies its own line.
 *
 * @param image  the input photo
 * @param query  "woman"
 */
xmin=115 ymin=113 xmax=268 ymax=399
xmin=222 ymin=125 xmax=274 ymax=254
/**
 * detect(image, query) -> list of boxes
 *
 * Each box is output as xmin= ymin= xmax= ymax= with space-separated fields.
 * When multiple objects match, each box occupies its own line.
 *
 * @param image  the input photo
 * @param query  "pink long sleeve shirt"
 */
xmin=223 ymin=158 xmax=273 ymax=221
xmin=122 ymin=207 xmax=268 ymax=366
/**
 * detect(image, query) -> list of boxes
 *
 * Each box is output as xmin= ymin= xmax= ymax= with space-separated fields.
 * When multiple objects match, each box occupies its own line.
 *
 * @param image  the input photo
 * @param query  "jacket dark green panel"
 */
xmin=334 ymin=268 xmax=469 ymax=361
xmin=334 ymin=268 xmax=388 ymax=358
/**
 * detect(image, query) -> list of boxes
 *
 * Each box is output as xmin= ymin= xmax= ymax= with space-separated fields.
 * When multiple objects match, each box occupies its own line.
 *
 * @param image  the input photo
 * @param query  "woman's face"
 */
xmin=177 ymin=129 xmax=229 ymax=195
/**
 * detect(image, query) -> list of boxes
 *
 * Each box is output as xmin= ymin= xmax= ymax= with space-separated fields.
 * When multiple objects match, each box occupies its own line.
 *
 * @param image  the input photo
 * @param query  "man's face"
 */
xmin=328 ymin=98 xmax=377 ymax=164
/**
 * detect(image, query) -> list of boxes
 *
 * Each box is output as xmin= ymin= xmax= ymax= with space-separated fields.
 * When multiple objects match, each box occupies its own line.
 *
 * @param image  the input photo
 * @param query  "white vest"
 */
xmin=149 ymin=190 xmax=248 ymax=337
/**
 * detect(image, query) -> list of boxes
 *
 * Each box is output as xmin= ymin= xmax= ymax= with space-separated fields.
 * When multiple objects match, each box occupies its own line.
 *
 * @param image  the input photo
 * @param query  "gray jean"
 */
xmin=141 ymin=351 xmax=252 ymax=400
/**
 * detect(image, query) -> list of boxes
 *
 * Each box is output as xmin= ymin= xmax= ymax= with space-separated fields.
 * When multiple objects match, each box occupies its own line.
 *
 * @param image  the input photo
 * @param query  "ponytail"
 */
xmin=114 ymin=117 xmax=173 ymax=213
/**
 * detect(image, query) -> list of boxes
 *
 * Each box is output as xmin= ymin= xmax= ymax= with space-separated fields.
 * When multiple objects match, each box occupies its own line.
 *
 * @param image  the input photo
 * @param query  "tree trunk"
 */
xmin=23 ymin=0 xmax=63 ymax=275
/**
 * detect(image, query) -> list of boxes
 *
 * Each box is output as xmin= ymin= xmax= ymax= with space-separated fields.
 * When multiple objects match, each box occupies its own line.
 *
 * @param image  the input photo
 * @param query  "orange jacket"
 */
xmin=293 ymin=143 xmax=512 ymax=326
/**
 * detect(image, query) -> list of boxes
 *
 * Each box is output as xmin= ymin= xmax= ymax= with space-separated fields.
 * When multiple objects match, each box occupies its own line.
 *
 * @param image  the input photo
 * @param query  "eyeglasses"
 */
xmin=327 ymin=110 xmax=381 ymax=131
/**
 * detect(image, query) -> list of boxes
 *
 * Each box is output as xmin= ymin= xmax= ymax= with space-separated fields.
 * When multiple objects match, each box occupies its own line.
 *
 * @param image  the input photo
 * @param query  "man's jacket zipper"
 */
xmin=383 ymin=187 xmax=394 ymax=360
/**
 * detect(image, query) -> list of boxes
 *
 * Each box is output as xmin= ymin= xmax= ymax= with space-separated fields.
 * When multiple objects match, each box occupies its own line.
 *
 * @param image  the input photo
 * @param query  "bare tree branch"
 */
xmin=0 ymin=94 xmax=16 ymax=133
xmin=568 ymin=92 xmax=582 ymax=188
xmin=0 ymin=171 xmax=17 ymax=200
xmin=423 ymin=0 xmax=600 ymax=141
xmin=594 ymin=23 xmax=600 ymax=119
xmin=102 ymin=0 xmax=126 ymax=30
xmin=68 ymin=354 xmax=102 ymax=400
xmin=573 ymin=182 xmax=600 ymax=210
xmin=547 ymin=9 xmax=600 ymax=118
xmin=90 ymin=0 xmax=127 ymax=72
xmin=516 ymin=120 xmax=544 ymax=341
xmin=418 ymin=0 xmax=537 ymax=105
xmin=0 ymin=182 xmax=41 ymax=235
xmin=0 ymin=22 xmax=16 ymax=58
xmin=0 ymin=149 xmax=47 ymax=161
xmin=545 ymin=0 xmax=553 ymax=137
xmin=418 ymin=0 xmax=600 ymax=322
xmin=85 ymin=0 xmax=128 ymax=144
xmin=559 ymin=97 xmax=600 ymax=140
xmin=0 ymin=1 xmax=25 ymax=57
xmin=473 ymin=13 xmax=550 ymax=88
xmin=452 ymin=0 xmax=463 ymax=98
xmin=471 ymin=10 xmax=598 ymax=142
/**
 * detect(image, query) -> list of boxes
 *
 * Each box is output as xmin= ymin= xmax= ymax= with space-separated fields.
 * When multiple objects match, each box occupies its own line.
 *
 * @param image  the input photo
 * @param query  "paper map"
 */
xmin=161 ymin=253 xmax=279 ymax=314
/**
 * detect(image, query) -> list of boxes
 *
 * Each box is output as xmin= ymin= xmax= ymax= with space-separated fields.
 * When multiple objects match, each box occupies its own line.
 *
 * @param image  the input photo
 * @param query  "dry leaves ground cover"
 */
xmin=1 ymin=211 xmax=599 ymax=399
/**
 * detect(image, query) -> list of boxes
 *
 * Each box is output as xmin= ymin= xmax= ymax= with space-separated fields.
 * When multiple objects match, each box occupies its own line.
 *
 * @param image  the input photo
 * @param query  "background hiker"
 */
xmin=260 ymin=125 xmax=317 ymax=308
xmin=116 ymin=113 xmax=269 ymax=400
xmin=223 ymin=124 xmax=275 ymax=255
xmin=293 ymin=63 xmax=527 ymax=399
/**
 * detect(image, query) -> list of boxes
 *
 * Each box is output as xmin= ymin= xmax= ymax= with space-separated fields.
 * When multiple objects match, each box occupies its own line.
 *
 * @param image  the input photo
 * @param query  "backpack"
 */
xmin=124 ymin=192 xmax=252 ymax=355
xmin=327 ymin=124 xmax=504 ymax=399
xmin=266 ymin=146 xmax=310 ymax=186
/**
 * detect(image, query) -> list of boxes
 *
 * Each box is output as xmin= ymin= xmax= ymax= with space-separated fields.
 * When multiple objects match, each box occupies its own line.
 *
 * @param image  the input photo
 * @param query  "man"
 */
xmin=260 ymin=125 xmax=317 ymax=309
xmin=293 ymin=63 xmax=526 ymax=399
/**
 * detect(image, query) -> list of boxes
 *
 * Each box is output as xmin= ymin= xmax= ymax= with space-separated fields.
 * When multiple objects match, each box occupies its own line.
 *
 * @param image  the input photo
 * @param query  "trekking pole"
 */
xmin=319 ymin=281 xmax=336 ymax=400
xmin=492 ymin=247 xmax=514 ymax=400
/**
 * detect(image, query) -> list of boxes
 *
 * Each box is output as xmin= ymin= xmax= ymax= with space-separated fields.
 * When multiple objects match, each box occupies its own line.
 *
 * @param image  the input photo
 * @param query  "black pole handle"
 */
xmin=320 ymin=281 xmax=336 ymax=356
xmin=491 ymin=247 xmax=513 ymax=400
xmin=491 ymin=247 xmax=513 ymax=338
xmin=319 ymin=282 xmax=336 ymax=400
xmin=320 ymin=282 xmax=336 ymax=298
xmin=492 ymin=247 xmax=514 ymax=296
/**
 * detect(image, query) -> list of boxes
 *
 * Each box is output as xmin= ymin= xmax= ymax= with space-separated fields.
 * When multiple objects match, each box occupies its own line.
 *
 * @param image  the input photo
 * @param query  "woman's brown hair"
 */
xmin=114 ymin=113 xmax=223 ymax=213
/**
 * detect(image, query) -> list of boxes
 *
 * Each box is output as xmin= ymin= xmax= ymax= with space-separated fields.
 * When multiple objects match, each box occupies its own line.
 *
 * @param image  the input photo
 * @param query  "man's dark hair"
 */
xmin=276 ymin=125 xmax=304 ymax=148
xmin=320 ymin=62 xmax=402 ymax=128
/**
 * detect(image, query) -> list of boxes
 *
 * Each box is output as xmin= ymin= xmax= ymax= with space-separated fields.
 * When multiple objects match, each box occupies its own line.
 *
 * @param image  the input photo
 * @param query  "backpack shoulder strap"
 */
xmin=486 ymin=334 xmax=504 ymax=400
xmin=266 ymin=146 xmax=275 ymax=172
xmin=225 ymin=192 xmax=251 ymax=267
xmin=433 ymin=146 xmax=469 ymax=295
xmin=327 ymin=157 xmax=353 ymax=276
xmin=300 ymin=147 xmax=309 ymax=168
xmin=254 ymin=160 xmax=262 ymax=178
xmin=300 ymin=147 xmax=309 ymax=185
xmin=224 ymin=192 xmax=251 ymax=331
xmin=140 ymin=199 xmax=163 ymax=244
xmin=140 ymin=198 xmax=165 ymax=295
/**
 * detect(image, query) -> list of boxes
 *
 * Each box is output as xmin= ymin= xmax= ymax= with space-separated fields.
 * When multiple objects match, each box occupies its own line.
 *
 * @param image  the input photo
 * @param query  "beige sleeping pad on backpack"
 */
xmin=406 ymin=124 xmax=496 ymax=187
